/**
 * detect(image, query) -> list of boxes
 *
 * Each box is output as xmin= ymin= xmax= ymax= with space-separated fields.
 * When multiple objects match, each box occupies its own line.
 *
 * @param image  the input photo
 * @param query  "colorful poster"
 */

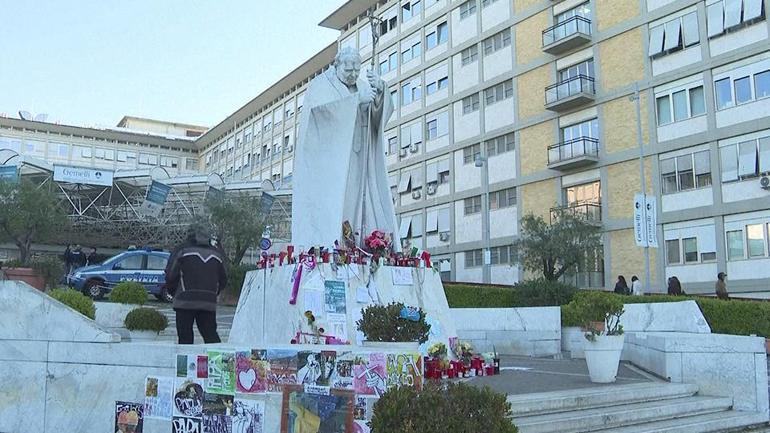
xmin=144 ymin=376 xmax=174 ymax=420
xmin=203 ymin=392 xmax=234 ymax=416
xmin=172 ymin=416 xmax=201 ymax=433
xmin=386 ymin=353 xmax=423 ymax=390
xmin=232 ymin=397 xmax=265 ymax=433
xmin=353 ymin=420 xmax=371 ymax=433
xmin=202 ymin=413 xmax=231 ymax=433
xmin=236 ymin=350 xmax=269 ymax=393
xmin=207 ymin=350 xmax=236 ymax=395
xmin=353 ymin=395 xmax=377 ymax=422
xmin=324 ymin=280 xmax=347 ymax=314
xmin=197 ymin=355 xmax=209 ymax=379
xmin=174 ymin=378 xmax=205 ymax=418
xmin=330 ymin=352 xmax=354 ymax=390
xmin=177 ymin=354 xmax=208 ymax=379
xmin=280 ymin=385 xmax=354 ymax=433
xmin=296 ymin=351 xmax=322 ymax=385
xmin=266 ymin=349 xmax=298 ymax=392
xmin=353 ymin=353 xmax=387 ymax=397
xmin=115 ymin=401 xmax=143 ymax=433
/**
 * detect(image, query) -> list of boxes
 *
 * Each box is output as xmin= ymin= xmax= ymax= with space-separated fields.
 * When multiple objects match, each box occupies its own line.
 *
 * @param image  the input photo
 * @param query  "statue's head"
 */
xmin=334 ymin=46 xmax=362 ymax=87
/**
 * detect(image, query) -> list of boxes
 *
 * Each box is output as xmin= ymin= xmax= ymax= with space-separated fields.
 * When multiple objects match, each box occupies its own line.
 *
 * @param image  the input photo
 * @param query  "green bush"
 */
xmin=370 ymin=382 xmax=518 ymax=433
xmin=444 ymin=279 xmax=577 ymax=308
xmin=124 ymin=307 xmax=169 ymax=333
xmin=356 ymin=302 xmax=431 ymax=344
xmin=561 ymin=302 xmax=582 ymax=327
xmin=49 ymin=288 xmax=96 ymax=320
xmin=110 ymin=282 xmax=147 ymax=305
xmin=29 ymin=256 xmax=64 ymax=290
xmin=513 ymin=279 xmax=577 ymax=307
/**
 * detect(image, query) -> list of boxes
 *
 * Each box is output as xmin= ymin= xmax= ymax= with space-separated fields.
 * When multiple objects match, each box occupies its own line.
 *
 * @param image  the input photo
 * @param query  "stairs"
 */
xmin=509 ymin=382 xmax=768 ymax=433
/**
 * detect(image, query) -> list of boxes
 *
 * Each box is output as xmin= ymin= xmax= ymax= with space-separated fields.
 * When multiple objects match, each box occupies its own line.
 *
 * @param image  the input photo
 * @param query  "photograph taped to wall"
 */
xmin=236 ymin=349 xmax=269 ymax=393
xmin=280 ymin=385 xmax=354 ymax=433
xmin=115 ymin=400 xmax=144 ymax=433
xmin=144 ymin=376 xmax=174 ymax=420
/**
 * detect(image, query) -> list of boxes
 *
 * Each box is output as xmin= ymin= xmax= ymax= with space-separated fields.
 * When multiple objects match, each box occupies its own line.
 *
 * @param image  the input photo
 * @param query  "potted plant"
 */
xmin=2 ymin=259 xmax=46 ymax=290
xmin=95 ymin=282 xmax=147 ymax=328
xmin=577 ymin=291 xmax=625 ymax=383
xmin=124 ymin=307 xmax=169 ymax=341
xmin=356 ymin=302 xmax=430 ymax=350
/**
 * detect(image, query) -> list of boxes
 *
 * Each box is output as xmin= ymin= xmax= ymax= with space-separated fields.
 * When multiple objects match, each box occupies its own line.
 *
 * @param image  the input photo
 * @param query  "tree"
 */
xmin=0 ymin=180 xmax=68 ymax=264
xmin=205 ymin=192 xmax=269 ymax=265
xmin=511 ymin=208 xmax=602 ymax=281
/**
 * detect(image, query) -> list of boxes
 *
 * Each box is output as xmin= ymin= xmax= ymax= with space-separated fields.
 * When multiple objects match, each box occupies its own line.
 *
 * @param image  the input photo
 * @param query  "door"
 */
xmin=108 ymin=253 xmax=145 ymax=290
xmin=145 ymin=254 xmax=169 ymax=295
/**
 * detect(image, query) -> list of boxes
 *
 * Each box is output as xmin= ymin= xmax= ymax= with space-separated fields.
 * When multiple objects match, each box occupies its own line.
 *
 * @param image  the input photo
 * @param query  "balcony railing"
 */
xmin=545 ymin=75 xmax=595 ymax=110
xmin=562 ymin=271 xmax=605 ymax=289
xmin=542 ymin=16 xmax=592 ymax=54
xmin=547 ymin=137 xmax=599 ymax=169
xmin=550 ymin=202 xmax=602 ymax=224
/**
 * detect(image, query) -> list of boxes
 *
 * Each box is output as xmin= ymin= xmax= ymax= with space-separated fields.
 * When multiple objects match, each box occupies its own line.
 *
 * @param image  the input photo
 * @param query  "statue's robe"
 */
xmin=291 ymin=68 xmax=398 ymax=250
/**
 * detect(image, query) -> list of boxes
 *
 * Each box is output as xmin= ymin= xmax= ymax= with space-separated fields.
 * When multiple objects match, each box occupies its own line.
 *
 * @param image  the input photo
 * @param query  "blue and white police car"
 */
xmin=68 ymin=247 xmax=172 ymax=301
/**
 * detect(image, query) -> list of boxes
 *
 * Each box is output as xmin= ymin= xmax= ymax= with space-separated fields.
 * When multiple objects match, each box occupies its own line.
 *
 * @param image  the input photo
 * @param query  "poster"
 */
xmin=203 ymin=392 xmax=234 ymax=416
xmin=329 ymin=352 xmax=354 ymax=390
xmin=326 ymin=313 xmax=348 ymax=340
xmin=177 ymin=354 xmax=208 ymax=379
xmin=296 ymin=351 xmax=322 ymax=385
xmin=115 ymin=401 xmax=143 ymax=433
xmin=174 ymin=378 xmax=205 ymax=418
xmin=172 ymin=416 xmax=202 ymax=433
xmin=353 ymin=395 xmax=377 ymax=422
xmin=386 ymin=353 xmax=422 ymax=390
xmin=236 ymin=350 xmax=269 ymax=393
xmin=266 ymin=349 xmax=298 ymax=392
xmin=144 ymin=376 xmax=174 ymax=420
xmin=353 ymin=353 xmax=387 ymax=397
xmin=324 ymin=280 xmax=347 ymax=314
xmin=202 ymin=413 xmax=230 ymax=433
xmin=303 ymin=289 xmax=324 ymax=317
xmin=391 ymin=267 xmax=413 ymax=286
xmin=280 ymin=385 xmax=354 ymax=433
xmin=232 ymin=397 xmax=265 ymax=433
xmin=353 ymin=420 xmax=371 ymax=433
xmin=207 ymin=350 xmax=236 ymax=395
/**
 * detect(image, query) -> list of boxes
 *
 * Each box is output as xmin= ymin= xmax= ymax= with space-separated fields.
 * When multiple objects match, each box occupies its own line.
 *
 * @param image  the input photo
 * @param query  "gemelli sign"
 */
xmin=53 ymin=165 xmax=114 ymax=187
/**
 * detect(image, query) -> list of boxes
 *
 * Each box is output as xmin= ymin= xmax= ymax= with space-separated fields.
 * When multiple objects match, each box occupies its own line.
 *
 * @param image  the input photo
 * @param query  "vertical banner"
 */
xmin=140 ymin=181 xmax=172 ymax=217
xmin=633 ymin=193 xmax=648 ymax=247
xmin=644 ymin=195 xmax=658 ymax=248
xmin=259 ymin=192 xmax=275 ymax=215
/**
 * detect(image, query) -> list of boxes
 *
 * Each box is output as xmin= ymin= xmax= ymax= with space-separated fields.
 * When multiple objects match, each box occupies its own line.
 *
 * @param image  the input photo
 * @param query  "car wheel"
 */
xmin=84 ymin=280 xmax=105 ymax=300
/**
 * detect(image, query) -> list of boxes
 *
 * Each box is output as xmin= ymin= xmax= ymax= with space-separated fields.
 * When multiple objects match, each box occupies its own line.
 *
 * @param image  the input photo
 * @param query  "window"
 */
xmin=734 ymin=76 xmax=752 ymax=104
xmin=726 ymin=230 xmax=744 ymax=260
xmin=427 ymin=119 xmax=439 ymax=139
xmin=660 ymin=150 xmax=711 ymax=194
xmin=56 ymin=143 xmax=69 ymax=158
xmin=649 ymin=12 xmax=700 ymax=58
xmin=464 ymin=196 xmax=482 ymax=214
xmin=707 ymin=0 xmax=765 ymax=38
xmin=461 ymin=45 xmax=479 ymax=66
xmin=721 ymin=135 xmax=770 ymax=181
xmin=756 ymin=70 xmax=770 ymax=99
xmin=666 ymin=239 xmax=681 ymax=264
xmin=388 ymin=136 xmax=398 ymax=155
xmin=426 ymin=22 xmax=448 ymax=49
xmin=147 ymin=255 xmax=168 ymax=270
xmin=655 ymin=84 xmax=706 ymax=125
xmin=482 ymin=29 xmax=511 ymax=55
xmin=401 ymin=78 xmax=422 ymax=106
xmin=425 ymin=111 xmax=449 ymax=139
xmin=683 ymin=238 xmax=699 ymax=263
xmin=482 ymin=0 xmax=500 ymax=8
xmin=462 ymin=93 xmax=480 ymax=114
xmin=565 ymin=180 xmax=601 ymax=207
xmin=402 ymin=40 xmax=422 ymax=63
xmin=701 ymin=252 xmax=717 ymax=261
xmin=459 ymin=0 xmax=477 ymax=19
xmin=747 ymin=224 xmax=766 ymax=257
xmin=463 ymin=143 xmax=481 ymax=164
xmin=490 ymin=246 xmax=513 ymax=265
xmin=484 ymin=80 xmax=513 ymax=105
xmin=465 ymin=249 xmax=483 ymax=268
xmin=490 ymin=188 xmax=516 ymax=210
xmin=426 ymin=74 xmax=448 ymax=95
xmin=380 ymin=51 xmax=398 ymax=74
xmin=485 ymin=133 xmax=515 ymax=156
xmin=402 ymin=0 xmax=422 ymax=22
xmin=715 ymin=78 xmax=733 ymax=109
xmin=379 ymin=10 xmax=399 ymax=36
xmin=115 ymin=255 xmax=143 ymax=270
xmin=561 ymin=118 xmax=598 ymax=141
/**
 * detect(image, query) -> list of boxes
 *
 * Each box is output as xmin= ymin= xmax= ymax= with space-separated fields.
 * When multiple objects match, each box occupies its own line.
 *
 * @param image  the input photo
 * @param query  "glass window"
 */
xmin=147 ymin=255 xmax=168 ymax=270
xmin=683 ymin=238 xmax=698 ymax=263
xmin=427 ymin=120 xmax=438 ymax=139
xmin=755 ymin=70 xmax=770 ymax=99
xmin=114 ymin=254 xmax=143 ymax=270
xmin=660 ymin=157 xmax=677 ymax=194
xmin=459 ymin=0 xmax=476 ymax=19
xmin=734 ymin=76 xmax=752 ymax=104
xmin=656 ymin=95 xmax=672 ymax=125
xmin=747 ymin=224 xmax=766 ymax=258
xmin=666 ymin=239 xmax=680 ymax=264
xmin=715 ymin=78 xmax=733 ymax=109
xmin=461 ymin=45 xmax=478 ymax=65
xmin=677 ymin=154 xmax=694 ymax=190
xmin=726 ymin=230 xmax=744 ymax=260
xmin=462 ymin=94 xmax=480 ymax=114
xmin=463 ymin=144 xmax=481 ymax=164
xmin=672 ymin=90 xmax=689 ymax=121
xmin=738 ymin=140 xmax=758 ymax=177
xmin=464 ymin=196 xmax=481 ymax=214
xmin=720 ymin=144 xmax=738 ymax=181
xmin=694 ymin=151 xmax=712 ymax=187
xmin=759 ymin=137 xmax=770 ymax=174
xmin=689 ymin=86 xmax=706 ymax=116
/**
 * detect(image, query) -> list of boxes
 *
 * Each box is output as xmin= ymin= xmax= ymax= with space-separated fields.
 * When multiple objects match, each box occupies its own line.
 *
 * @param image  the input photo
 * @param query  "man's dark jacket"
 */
xmin=164 ymin=239 xmax=227 ymax=311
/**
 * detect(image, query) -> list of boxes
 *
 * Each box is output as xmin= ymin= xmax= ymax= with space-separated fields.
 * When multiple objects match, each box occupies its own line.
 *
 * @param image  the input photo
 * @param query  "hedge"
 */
xmin=49 ymin=288 xmax=96 ymax=320
xmin=444 ymin=279 xmax=577 ymax=308
xmin=110 ymin=281 xmax=147 ymax=305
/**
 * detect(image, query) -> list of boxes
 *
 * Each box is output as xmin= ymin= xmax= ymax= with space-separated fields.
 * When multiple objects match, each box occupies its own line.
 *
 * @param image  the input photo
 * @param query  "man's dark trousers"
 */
xmin=175 ymin=308 xmax=221 ymax=344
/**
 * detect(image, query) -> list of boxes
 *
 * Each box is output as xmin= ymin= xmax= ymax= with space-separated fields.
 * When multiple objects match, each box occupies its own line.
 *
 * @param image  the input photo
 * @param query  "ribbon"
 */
xmin=289 ymin=255 xmax=316 ymax=305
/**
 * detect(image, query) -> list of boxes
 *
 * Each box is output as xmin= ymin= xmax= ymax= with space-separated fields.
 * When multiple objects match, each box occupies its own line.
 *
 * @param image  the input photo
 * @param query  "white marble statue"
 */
xmin=292 ymin=46 xmax=398 ymax=250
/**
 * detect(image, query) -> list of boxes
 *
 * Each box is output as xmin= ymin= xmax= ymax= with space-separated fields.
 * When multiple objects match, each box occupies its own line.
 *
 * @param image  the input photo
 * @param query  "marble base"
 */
xmin=620 ymin=301 xmax=711 ymax=333
xmin=94 ymin=302 xmax=135 ymax=329
xmin=452 ymin=307 xmax=561 ymax=356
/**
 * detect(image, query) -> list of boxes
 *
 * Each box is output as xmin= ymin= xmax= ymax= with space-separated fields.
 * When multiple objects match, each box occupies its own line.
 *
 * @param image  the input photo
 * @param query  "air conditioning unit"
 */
xmin=410 ymin=143 xmax=419 ymax=153
xmin=399 ymin=148 xmax=408 ymax=157
xmin=439 ymin=232 xmax=450 ymax=242
xmin=761 ymin=176 xmax=770 ymax=190
xmin=411 ymin=189 xmax=422 ymax=199
xmin=426 ymin=183 xmax=437 ymax=195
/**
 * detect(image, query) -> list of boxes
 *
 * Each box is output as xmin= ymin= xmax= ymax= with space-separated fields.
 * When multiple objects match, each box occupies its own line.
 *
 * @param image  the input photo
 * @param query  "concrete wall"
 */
xmin=452 ymin=307 xmax=561 ymax=356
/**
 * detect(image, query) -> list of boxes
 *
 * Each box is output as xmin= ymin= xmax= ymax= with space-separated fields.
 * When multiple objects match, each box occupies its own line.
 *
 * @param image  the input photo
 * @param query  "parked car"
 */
xmin=68 ymin=248 xmax=172 ymax=301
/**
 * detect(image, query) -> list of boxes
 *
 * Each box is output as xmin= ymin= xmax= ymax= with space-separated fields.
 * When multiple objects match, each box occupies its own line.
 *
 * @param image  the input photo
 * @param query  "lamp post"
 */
xmin=629 ymin=84 xmax=652 ymax=295
xmin=475 ymin=154 xmax=491 ymax=284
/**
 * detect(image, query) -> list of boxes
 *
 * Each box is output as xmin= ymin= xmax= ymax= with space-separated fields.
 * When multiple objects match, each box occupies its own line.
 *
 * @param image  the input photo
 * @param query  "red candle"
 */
xmin=321 ymin=251 xmax=330 ymax=263
xmin=485 ymin=366 xmax=495 ymax=376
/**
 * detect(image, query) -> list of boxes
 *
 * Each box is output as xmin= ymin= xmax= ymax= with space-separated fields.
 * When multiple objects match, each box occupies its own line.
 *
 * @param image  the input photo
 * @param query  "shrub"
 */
xmin=512 ymin=279 xmax=577 ymax=307
xmin=29 ymin=256 xmax=64 ymax=290
xmin=570 ymin=290 xmax=624 ymax=339
xmin=124 ymin=307 xmax=169 ymax=333
xmin=560 ymin=302 xmax=582 ymax=327
xmin=444 ymin=280 xmax=577 ymax=308
xmin=370 ymin=382 xmax=518 ymax=433
xmin=357 ymin=302 xmax=431 ymax=344
xmin=110 ymin=282 xmax=147 ymax=305
xmin=49 ymin=288 xmax=96 ymax=320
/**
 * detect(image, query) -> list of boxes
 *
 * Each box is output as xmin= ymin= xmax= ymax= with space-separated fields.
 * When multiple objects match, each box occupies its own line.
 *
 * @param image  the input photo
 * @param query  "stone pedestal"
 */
xmin=228 ymin=264 xmax=457 ymax=352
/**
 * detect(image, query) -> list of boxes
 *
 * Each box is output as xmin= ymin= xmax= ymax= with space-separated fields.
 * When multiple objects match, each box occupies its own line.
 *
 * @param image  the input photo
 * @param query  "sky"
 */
xmin=0 ymin=1 xmax=345 ymax=129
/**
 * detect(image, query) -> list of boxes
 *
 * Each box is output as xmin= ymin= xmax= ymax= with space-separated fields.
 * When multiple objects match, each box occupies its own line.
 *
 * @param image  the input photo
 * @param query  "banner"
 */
xmin=53 ymin=165 xmax=114 ymax=187
xmin=0 ymin=165 xmax=18 ymax=183
xmin=140 ymin=181 xmax=172 ymax=218
xmin=645 ymin=195 xmax=658 ymax=248
xmin=633 ymin=193 xmax=647 ymax=247
xmin=259 ymin=192 xmax=275 ymax=215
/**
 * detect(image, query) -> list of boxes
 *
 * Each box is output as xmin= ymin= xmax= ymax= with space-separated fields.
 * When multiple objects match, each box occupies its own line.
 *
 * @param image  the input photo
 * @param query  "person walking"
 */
xmin=613 ymin=275 xmax=630 ymax=295
xmin=165 ymin=222 xmax=228 ymax=344
xmin=630 ymin=275 xmax=643 ymax=296
xmin=87 ymin=247 xmax=99 ymax=266
xmin=715 ymin=272 xmax=729 ymax=300
xmin=667 ymin=276 xmax=684 ymax=296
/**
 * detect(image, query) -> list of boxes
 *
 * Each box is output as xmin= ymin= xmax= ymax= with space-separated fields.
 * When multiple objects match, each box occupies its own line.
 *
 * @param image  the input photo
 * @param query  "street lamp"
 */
xmin=475 ymin=154 xmax=491 ymax=284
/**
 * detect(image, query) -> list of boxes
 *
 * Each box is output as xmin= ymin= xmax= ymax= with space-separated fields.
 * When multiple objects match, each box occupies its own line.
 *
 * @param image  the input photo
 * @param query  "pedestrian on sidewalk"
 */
xmin=715 ymin=272 xmax=729 ymax=300
xmin=613 ymin=275 xmax=630 ymax=295
xmin=165 ymin=222 xmax=228 ymax=344
xmin=667 ymin=276 xmax=684 ymax=296
xmin=631 ymin=275 xmax=642 ymax=296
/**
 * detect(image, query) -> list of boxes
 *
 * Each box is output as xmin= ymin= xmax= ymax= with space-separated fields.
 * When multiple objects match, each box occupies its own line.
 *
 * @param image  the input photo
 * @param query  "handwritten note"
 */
xmin=391 ymin=267 xmax=414 ymax=286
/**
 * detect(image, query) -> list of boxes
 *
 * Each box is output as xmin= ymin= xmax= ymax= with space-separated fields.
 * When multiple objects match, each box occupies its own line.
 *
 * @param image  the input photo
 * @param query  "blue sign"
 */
xmin=259 ymin=237 xmax=272 ymax=251
xmin=0 ymin=165 xmax=18 ymax=183
xmin=146 ymin=181 xmax=172 ymax=205
xmin=259 ymin=192 xmax=275 ymax=215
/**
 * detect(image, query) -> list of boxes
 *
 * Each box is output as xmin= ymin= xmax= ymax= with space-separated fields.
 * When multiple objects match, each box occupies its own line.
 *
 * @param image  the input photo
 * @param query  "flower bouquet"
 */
xmin=363 ymin=229 xmax=393 ymax=274
xmin=452 ymin=340 xmax=475 ymax=366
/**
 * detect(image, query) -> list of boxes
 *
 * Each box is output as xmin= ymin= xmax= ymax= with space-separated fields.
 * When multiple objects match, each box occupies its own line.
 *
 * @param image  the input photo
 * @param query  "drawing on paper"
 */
xmin=174 ymin=378 xmax=205 ymax=418
xmin=232 ymin=398 xmax=265 ymax=433
xmin=144 ymin=376 xmax=174 ymax=419
xmin=115 ymin=400 xmax=143 ymax=433
xmin=353 ymin=353 xmax=387 ymax=397
xmin=266 ymin=349 xmax=298 ymax=392
xmin=280 ymin=385 xmax=353 ymax=433
xmin=207 ymin=350 xmax=236 ymax=395
xmin=386 ymin=353 xmax=423 ymax=390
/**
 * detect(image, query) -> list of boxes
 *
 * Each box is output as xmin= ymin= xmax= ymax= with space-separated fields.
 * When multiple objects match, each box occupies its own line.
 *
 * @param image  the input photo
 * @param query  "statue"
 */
xmin=291 ymin=46 xmax=399 ymax=251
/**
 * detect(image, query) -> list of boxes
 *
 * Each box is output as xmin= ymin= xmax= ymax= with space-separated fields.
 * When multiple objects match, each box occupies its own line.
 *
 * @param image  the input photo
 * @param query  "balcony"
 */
xmin=545 ymin=75 xmax=595 ymax=111
xmin=550 ymin=202 xmax=602 ymax=225
xmin=547 ymin=137 xmax=599 ymax=170
xmin=542 ymin=16 xmax=592 ymax=55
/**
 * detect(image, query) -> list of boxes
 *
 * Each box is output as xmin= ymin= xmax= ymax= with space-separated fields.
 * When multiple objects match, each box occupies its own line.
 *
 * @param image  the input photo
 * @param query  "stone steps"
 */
xmin=509 ymin=383 xmax=768 ymax=433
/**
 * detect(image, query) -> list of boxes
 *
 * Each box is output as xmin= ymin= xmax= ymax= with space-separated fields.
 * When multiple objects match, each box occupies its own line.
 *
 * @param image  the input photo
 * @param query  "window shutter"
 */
xmin=438 ymin=207 xmax=451 ymax=232
xmin=663 ymin=19 xmax=682 ymax=51
xmin=681 ymin=12 xmax=700 ymax=46
xmin=648 ymin=25 xmax=665 ymax=56
xmin=398 ymin=173 xmax=412 ymax=193
xmin=724 ymin=0 xmax=743 ymax=28
xmin=426 ymin=162 xmax=439 ymax=183
xmin=707 ymin=2 xmax=725 ymax=37
xmin=743 ymin=0 xmax=764 ymax=21
xmin=399 ymin=216 xmax=412 ymax=239
xmin=426 ymin=210 xmax=439 ymax=232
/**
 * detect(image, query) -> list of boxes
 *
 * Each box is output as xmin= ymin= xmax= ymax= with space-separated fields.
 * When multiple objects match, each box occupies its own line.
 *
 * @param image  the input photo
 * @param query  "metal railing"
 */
xmin=562 ymin=271 xmax=605 ymax=289
xmin=548 ymin=137 xmax=599 ymax=164
xmin=551 ymin=202 xmax=602 ymax=223
xmin=545 ymin=74 xmax=595 ymax=105
xmin=543 ymin=15 xmax=592 ymax=46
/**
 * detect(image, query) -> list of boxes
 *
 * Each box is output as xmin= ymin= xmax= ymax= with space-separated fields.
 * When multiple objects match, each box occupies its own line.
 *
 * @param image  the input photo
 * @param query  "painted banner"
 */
xmin=53 ymin=164 xmax=114 ymax=186
xmin=645 ymin=195 xmax=659 ymax=248
xmin=633 ymin=193 xmax=648 ymax=247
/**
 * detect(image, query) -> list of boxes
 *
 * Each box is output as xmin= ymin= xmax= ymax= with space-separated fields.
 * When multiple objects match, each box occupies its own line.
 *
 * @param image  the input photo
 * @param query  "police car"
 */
xmin=68 ymin=247 xmax=173 ymax=301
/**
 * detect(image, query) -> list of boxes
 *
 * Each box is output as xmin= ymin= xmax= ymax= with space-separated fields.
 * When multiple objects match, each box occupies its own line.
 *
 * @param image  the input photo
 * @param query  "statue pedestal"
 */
xmin=228 ymin=264 xmax=457 ymax=352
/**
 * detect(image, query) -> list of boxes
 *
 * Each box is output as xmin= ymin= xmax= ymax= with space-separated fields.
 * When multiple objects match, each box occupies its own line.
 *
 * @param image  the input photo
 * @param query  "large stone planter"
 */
xmin=584 ymin=334 xmax=625 ymax=383
xmin=561 ymin=327 xmax=584 ymax=355
xmin=362 ymin=341 xmax=420 ymax=351
xmin=94 ymin=302 xmax=136 ymax=328
xmin=3 ymin=268 xmax=45 ymax=290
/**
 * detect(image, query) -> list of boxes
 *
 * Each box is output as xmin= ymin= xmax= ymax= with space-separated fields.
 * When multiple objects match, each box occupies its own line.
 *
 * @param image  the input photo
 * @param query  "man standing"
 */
xmin=715 ymin=272 xmax=729 ymax=300
xmin=165 ymin=222 xmax=228 ymax=344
